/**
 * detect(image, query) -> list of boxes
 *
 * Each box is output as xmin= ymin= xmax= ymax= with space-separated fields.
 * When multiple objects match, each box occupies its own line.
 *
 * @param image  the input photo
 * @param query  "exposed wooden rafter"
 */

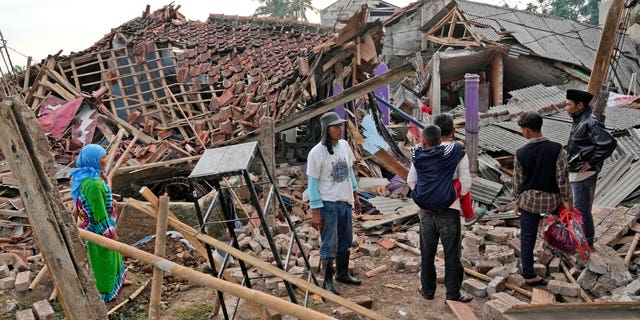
xmin=426 ymin=6 xmax=482 ymax=47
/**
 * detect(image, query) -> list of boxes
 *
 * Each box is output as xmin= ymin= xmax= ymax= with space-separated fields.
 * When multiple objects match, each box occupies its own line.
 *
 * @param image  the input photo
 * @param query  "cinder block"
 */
xmin=15 ymin=271 xmax=31 ymax=292
xmin=537 ymin=250 xmax=554 ymax=266
xmin=359 ymin=244 xmax=381 ymax=257
xmin=389 ymin=255 xmax=405 ymax=272
xmin=15 ymin=309 xmax=35 ymax=320
xmin=508 ymin=238 xmax=521 ymax=257
xmin=462 ymin=279 xmax=488 ymax=298
xmin=533 ymin=263 xmax=547 ymax=278
xmin=548 ymin=257 xmax=561 ymax=273
xmin=490 ymin=292 xmax=527 ymax=306
xmin=483 ymin=299 xmax=510 ymax=320
xmin=276 ymin=222 xmax=290 ymax=234
xmin=0 ymin=276 xmax=15 ymax=290
xmin=404 ymin=260 xmax=420 ymax=273
xmin=547 ymin=280 xmax=580 ymax=297
xmin=32 ymin=300 xmax=55 ymax=320
xmin=577 ymin=268 xmax=599 ymax=290
xmin=487 ymin=276 xmax=506 ymax=296
xmin=486 ymin=230 xmax=511 ymax=244
xmin=487 ymin=266 xmax=511 ymax=279
xmin=506 ymin=274 xmax=526 ymax=288
xmin=476 ymin=260 xmax=502 ymax=274
xmin=462 ymin=232 xmax=485 ymax=247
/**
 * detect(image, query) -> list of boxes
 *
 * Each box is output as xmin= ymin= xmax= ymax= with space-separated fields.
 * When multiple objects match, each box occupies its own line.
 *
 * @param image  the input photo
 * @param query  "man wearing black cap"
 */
xmin=307 ymin=111 xmax=361 ymax=294
xmin=565 ymin=89 xmax=617 ymax=250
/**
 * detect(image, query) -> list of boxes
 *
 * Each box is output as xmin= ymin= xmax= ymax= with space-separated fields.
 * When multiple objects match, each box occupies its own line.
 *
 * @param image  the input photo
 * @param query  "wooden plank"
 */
xmin=598 ymin=206 xmax=640 ymax=247
xmin=531 ymin=288 xmax=556 ymax=305
xmin=374 ymin=149 xmax=409 ymax=181
xmin=0 ymin=98 xmax=107 ymax=319
xmin=0 ymin=208 xmax=28 ymax=218
xmin=274 ymin=64 xmax=414 ymax=133
xmin=624 ymin=232 xmax=640 ymax=264
xmin=126 ymin=199 xmax=388 ymax=320
xmin=362 ymin=205 xmax=419 ymax=230
xmin=504 ymin=302 xmax=640 ymax=318
xmin=446 ymin=300 xmax=479 ymax=320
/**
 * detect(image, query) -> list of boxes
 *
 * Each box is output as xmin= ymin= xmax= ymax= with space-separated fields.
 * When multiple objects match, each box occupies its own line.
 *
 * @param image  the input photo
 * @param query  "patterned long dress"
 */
xmin=76 ymin=177 xmax=126 ymax=302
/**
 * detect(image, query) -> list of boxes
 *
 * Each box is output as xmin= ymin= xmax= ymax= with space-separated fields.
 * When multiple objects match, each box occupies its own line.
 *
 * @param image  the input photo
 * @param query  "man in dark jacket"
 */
xmin=411 ymin=125 xmax=472 ymax=302
xmin=565 ymin=89 xmax=617 ymax=250
xmin=513 ymin=112 xmax=573 ymax=286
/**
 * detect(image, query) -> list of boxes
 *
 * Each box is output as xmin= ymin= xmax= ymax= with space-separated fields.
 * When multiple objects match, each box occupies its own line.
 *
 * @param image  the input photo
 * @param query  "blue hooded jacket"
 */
xmin=411 ymin=143 xmax=465 ymax=210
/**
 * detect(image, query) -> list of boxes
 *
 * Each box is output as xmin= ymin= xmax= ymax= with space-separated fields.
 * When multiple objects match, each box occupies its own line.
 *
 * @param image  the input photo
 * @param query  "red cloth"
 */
xmin=421 ymin=105 xmax=432 ymax=115
xmin=454 ymin=179 xmax=475 ymax=220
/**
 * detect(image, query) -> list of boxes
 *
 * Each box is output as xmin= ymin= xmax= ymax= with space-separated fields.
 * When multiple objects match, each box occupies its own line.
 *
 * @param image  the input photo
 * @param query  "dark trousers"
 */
xmin=419 ymin=208 xmax=463 ymax=300
xmin=571 ymin=174 xmax=597 ymax=245
xmin=519 ymin=208 xmax=541 ymax=279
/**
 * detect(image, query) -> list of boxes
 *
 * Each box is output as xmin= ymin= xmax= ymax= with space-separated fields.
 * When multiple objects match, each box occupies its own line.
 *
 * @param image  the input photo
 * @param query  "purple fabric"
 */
xmin=333 ymin=83 xmax=345 ymax=119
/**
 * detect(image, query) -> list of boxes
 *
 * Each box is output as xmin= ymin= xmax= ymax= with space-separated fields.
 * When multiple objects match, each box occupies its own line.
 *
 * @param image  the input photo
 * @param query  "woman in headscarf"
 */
xmin=71 ymin=144 xmax=126 ymax=302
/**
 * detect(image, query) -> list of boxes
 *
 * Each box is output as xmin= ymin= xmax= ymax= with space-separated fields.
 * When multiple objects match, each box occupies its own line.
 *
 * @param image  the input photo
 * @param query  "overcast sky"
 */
xmin=1 ymin=0 xmax=523 ymax=69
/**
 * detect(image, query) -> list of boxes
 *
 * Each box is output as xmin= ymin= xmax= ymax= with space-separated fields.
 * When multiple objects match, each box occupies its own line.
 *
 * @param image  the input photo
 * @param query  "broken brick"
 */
xmin=15 ymin=271 xmax=31 ymax=292
xmin=547 ymin=280 xmax=580 ymax=297
xmin=463 ymin=279 xmax=488 ymax=298
xmin=15 ymin=309 xmax=35 ymax=320
xmin=359 ymin=244 xmax=381 ymax=257
xmin=32 ymin=300 xmax=55 ymax=320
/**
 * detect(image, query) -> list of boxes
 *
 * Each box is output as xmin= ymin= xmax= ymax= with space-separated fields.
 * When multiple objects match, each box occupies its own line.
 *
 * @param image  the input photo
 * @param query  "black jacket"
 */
xmin=567 ymin=108 xmax=617 ymax=173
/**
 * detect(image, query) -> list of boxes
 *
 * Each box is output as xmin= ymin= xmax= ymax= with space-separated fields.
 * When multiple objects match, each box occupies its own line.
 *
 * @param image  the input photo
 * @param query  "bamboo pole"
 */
xmin=137 ymin=188 xmax=269 ymax=320
xmin=104 ymin=128 xmax=127 ymax=174
xmin=388 ymin=239 xmax=533 ymax=298
xmin=126 ymin=198 xmax=388 ymax=320
xmin=109 ymin=280 xmax=150 ymax=315
xmin=560 ymin=261 xmax=593 ymax=303
xmin=108 ymin=135 xmax=138 ymax=182
xmin=624 ymin=233 xmax=640 ymax=264
xmin=77 ymin=228 xmax=336 ymax=320
xmin=149 ymin=195 xmax=169 ymax=320
xmin=28 ymin=265 xmax=48 ymax=291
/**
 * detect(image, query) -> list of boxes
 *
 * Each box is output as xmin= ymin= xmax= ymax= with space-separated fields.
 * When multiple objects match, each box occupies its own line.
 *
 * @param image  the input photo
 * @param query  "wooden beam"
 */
xmin=77 ymin=229 xmax=336 ymax=320
xmin=137 ymin=189 xmax=268 ymax=319
xmin=274 ymin=64 xmax=414 ymax=133
xmin=0 ymin=98 xmax=107 ymax=320
xmin=149 ymin=195 xmax=169 ymax=320
xmin=446 ymin=300 xmax=478 ymax=320
xmin=126 ymin=199 xmax=389 ymax=320
xmin=588 ymin=0 xmax=625 ymax=120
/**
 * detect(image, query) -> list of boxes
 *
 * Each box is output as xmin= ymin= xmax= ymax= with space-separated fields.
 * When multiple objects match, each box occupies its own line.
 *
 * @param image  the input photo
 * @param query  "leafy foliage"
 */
xmin=524 ymin=0 xmax=600 ymax=25
xmin=253 ymin=0 xmax=315 ymax=21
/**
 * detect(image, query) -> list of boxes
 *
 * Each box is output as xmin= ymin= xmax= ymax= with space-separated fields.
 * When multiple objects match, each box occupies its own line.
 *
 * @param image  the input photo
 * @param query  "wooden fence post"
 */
xmin=149 ymin=195 xmax=169 ymax=320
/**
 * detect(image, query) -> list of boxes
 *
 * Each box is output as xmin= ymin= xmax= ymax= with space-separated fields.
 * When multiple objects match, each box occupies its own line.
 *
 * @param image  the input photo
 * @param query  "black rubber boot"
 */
xmin=321 ymin=259 xmax=340 ymax=295
xmin=335 ymin=252 xmax=361 ymax=285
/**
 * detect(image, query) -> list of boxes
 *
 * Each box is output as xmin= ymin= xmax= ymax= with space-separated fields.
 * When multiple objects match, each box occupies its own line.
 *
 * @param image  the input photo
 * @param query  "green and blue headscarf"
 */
xmin=71 ymin=144 xmax=106 ymax=202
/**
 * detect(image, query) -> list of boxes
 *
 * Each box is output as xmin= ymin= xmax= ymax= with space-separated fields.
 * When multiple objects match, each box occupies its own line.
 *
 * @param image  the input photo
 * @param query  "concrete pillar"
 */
xmin=465 ymin=74 xmax=480 ymax=177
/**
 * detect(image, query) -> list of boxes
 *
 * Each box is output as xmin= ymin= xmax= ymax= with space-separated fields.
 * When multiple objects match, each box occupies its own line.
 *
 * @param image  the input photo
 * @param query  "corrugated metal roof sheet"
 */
xmin=471 ymin=177 xmax=503 ymax=205
xmin=366 ymin=196 xmax=417 ymax=215
xmin=486 ymin=84 xmax=565 ymax=117
xmin=455 ymin=0 xmax=640 ymax=92
xmin=594 ymin=159 xmax=640 ymax=208
xmin=477 ymin=124 xmax=528 ymax=154
xmin=469 ymin=25 xmax=501 ymax=41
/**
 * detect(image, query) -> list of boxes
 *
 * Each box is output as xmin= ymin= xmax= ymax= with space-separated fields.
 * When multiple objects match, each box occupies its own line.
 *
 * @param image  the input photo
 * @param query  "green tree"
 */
xmin=524 ymin=0 xmax=600 ymax=24
xmin=289 ymin=0 xmax=315 ymax=21
xmin=254 ymin=0 xmax=293 ymax=19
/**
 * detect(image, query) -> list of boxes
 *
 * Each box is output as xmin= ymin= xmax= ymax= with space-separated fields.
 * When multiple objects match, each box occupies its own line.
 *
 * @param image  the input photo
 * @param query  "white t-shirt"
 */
xmin=306 ymin=139 xmax=355 ymax=204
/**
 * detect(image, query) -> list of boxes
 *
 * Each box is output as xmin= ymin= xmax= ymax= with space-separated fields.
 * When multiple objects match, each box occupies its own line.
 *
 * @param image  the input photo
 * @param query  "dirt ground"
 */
xmin=1 ymin=234 xmax=494 ymax=320
xmin=109 ymin=237 xmax=490 ymax=320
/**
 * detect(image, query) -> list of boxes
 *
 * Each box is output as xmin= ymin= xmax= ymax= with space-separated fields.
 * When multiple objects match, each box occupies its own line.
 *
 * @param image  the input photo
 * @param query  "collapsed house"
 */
xmin=383 ymin=0 xmax=640 ymax=112
xmin=1 ymin=1 xmax=640 ymax=319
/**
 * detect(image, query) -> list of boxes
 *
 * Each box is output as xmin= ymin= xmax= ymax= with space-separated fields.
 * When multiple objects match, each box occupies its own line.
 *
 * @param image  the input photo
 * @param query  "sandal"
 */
xmin=464 ymin=207 xmax=487 ymax=227
xmin=525 ymin=276 xmax=548 ymax=286
xmin=448 ymin=292 xmax=473 ymax=303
